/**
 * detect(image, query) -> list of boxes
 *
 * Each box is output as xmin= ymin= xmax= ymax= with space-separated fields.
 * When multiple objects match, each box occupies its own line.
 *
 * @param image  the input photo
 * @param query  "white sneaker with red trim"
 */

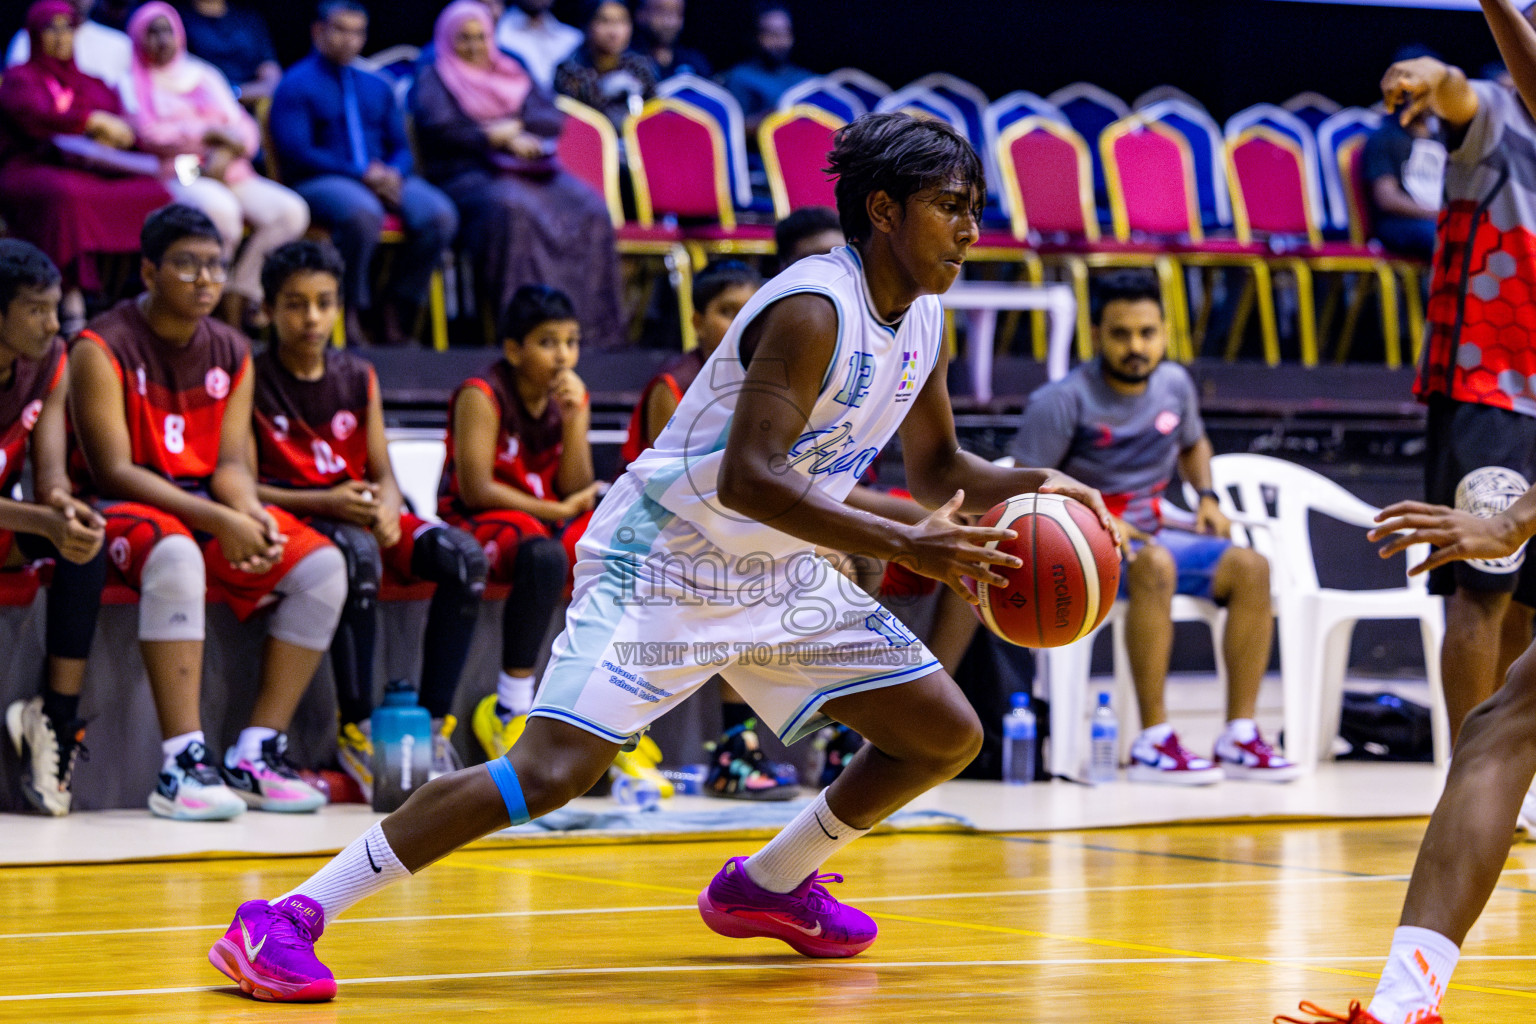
xmin=1127 ymin=727 xmax=1224 ymax=785
xmin=1213 ymin=720 xmax=1301 ymax=782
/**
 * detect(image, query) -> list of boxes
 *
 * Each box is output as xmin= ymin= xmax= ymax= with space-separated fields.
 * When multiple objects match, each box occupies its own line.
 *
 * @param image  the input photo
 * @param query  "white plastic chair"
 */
xmin=385 ymin=429 xmax=447 ymax=525
xmin=1204 ymin=453 xmax=1449 ymax=766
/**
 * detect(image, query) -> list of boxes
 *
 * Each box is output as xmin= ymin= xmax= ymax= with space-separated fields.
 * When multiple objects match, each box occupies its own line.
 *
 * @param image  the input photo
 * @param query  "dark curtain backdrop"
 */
xmin=0 ymin=0 xmax=1512 ymax=119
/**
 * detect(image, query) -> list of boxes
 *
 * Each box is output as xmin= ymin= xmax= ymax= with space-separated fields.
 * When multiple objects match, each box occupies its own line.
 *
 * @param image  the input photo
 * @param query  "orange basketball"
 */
xmin=972 ymin=493 xmax=1120 ymax=648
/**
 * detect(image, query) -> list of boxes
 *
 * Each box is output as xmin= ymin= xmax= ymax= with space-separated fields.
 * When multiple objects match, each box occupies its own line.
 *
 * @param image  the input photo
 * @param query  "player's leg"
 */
xmin=399 ymin=518 xmax=488 ymax=774
xmin=210 ymin=511 xmax=347 ymax=813
xmin=6 ymin=531 xmax=105 ymax=815
xmin=308 ymin=518 xmax=383 ymax=797
xmin=1443 ymin=586 xmax=1513 ymax=740
xmin=1287 ymin=644 xmax=1536 ymax=1024
xmin=1119 ymin=540 xmax=1220 ymax=784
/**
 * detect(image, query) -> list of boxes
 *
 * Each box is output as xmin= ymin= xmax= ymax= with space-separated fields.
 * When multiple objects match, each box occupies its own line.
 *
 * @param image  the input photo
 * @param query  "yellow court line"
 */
xmin=448 ymin=858 xmax=1536 ymax=1002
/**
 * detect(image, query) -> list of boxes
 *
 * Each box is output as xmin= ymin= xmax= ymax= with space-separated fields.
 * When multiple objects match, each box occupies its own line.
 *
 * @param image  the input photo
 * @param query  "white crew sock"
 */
xmin=743 ymin=790 xmax=870 ymax=893
xmin=1223 ymin=718 xmax=1259 ymax=743
xmin=1136 ymin=722 xmax=1175 ymax=748
xmin=161 ymin=730 xmax=206 ymax=769
xmin=497 ymin=672 xmax=535 ymax=717
xmin=281 ymin=822 xmax=410 ymax=920
xmin=231 ymin=726 xmax=279 ymax=766
xmin=1367 ymin=926 xmax=1459 ymax=1024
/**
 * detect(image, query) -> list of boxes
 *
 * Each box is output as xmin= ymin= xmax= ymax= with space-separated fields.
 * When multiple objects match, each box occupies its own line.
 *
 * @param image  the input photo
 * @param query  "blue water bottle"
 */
xmin=1001 ymin=692 xmax=1037 ymax=785
xmin=371 ymin=680 xmax=432 ymax=812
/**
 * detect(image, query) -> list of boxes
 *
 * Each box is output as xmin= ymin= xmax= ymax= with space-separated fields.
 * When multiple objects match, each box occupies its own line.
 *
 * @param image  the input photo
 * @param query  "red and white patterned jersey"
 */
xmin=0 ymin=337 xmax=64 ymax=495
xmin=440 ymin=360 xmax=564 ymax=515
xmin=252 ymin=348 xmax=374 ymax=489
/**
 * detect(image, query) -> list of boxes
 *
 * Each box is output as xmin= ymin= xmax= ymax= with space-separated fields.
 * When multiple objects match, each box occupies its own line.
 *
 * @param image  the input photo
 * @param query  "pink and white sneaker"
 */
xmin=209 ymin=895 xmax=336 ymax=1002
xmin=1127 ymin=728 xmax=1224 ymax=785
xmin=698 ymin=856 xmax=877 ymax=957
xmin=221 ymin=734 xmax=326 ymax=813
xmin=1214 ymin=722 xmax=1301 ymax=782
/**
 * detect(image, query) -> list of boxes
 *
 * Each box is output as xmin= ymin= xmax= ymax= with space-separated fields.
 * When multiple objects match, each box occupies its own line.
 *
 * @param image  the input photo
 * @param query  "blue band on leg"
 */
xmin=486 ymin=757 xmax=531 ymax=826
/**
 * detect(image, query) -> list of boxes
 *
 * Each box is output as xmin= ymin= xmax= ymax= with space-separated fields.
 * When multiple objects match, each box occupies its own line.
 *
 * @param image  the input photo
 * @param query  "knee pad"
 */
xmin=268 ymin=545 xmax=349 ymax=651
xmin=138 ymin=534 xmax=206 ymax=642
xmin=516 ymin=535 xmax=568 ymax=586
xmin=412 ymin=524 xmax=489 ymax=591
xmin=328 ymin=521 xmax=382 ymax=616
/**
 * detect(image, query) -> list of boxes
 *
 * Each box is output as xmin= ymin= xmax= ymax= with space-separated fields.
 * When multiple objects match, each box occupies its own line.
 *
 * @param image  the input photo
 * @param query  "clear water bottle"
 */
xmin=372 ymin=680 xmax=432 ymax=812
xmin=1087 ymin=691 xmax=1119 ymax=785
xmin=1000 ymin=692 xmax=1037 ymax=785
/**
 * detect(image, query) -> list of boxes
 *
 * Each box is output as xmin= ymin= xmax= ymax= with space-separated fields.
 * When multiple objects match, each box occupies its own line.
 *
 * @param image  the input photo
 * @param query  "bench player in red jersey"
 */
xmin=251 ymin=240 xmax=488 ymax=798
xmin=0 ymin=239 xmax=107 ymax=817
xmin=69 ymin=205 xmax=348 ymax=820
xmin=441 ymin=285 xmax=602 ymax=762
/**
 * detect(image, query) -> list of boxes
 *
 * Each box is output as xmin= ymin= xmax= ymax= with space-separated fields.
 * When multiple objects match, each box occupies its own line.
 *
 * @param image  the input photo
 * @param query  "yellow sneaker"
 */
xmin=472 ymin=693 xmax=526 ymax=760
xmin=611 ymin=732 xmax=675 ymax=798
xmin=336 ymin=721 xmax=373 ymax=802
xmin=430 ymin=715 xmax=463 ymax=779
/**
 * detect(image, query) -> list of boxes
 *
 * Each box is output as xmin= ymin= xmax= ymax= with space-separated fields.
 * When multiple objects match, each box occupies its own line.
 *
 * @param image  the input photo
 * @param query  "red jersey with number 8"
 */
xmin=252 ymin=348 xmax=373 ymax=488
xmin=73 ymin=300 xmax=248 ymax=492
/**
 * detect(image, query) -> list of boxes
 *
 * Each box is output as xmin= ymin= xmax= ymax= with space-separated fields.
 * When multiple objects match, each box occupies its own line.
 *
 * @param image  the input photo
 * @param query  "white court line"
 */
xmin=0 ymin=958 xmax=1214 ymax=1003
xmin=0 ymin=874 xmax=1418 ymax=943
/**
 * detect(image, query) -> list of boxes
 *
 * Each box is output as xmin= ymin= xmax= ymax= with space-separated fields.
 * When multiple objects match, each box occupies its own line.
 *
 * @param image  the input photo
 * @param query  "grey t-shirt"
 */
xmin=1009 ymin=359 xmax=1204 ymax=533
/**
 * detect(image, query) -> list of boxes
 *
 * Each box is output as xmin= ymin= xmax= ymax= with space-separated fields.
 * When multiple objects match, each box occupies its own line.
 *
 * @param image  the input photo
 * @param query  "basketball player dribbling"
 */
xmin=206 ymin=112 xmax=1114 ymax=1002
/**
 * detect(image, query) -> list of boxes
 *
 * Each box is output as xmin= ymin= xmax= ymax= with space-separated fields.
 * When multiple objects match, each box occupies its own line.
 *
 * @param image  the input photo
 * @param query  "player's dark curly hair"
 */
xmin=1089 ymin=270 xmax=1162 ymax=324
xmin=501 ymin=284 xmax=578 ymax=344
xmin=140 ymin=204 xmax=223 ymax=264
xmin=826 ymin=112 xmax=985 ymax=246
xmin=261 ymin=240 xmax=346 ymax=305
xmin=0 ymin=238 xmax=61 ymax=312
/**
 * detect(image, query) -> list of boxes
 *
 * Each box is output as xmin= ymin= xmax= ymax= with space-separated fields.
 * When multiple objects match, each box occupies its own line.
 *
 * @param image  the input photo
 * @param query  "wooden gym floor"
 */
xmin=5 ymin=820 xmax=1536 ymax=1022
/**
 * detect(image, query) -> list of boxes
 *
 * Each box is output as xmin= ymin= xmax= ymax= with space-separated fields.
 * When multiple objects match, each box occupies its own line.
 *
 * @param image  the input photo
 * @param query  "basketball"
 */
xmin=972 ymin=492 xmax=1120 ymax=648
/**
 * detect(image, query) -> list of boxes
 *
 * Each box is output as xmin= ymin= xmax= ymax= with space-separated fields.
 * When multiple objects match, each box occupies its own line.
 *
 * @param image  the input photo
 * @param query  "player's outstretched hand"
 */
xmin=1036 ymin=470 xmax=1121 ymax=546
xmin=1381 ymin=56 xmax=1448 ymax=126
xmin=904 ymin=490 xmax=1022 ymax=606
xmin=1368 ymin=500 xmax=1525 ymax=575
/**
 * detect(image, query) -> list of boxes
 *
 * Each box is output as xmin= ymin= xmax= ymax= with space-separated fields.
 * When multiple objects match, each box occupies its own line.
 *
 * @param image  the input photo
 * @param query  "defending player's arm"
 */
xmin=0 ymin=360 xmax=103 ymax=563
xmin=1380 ymin=55 xmax=1479 ymax=129
xmin=1177 ymin=435 xmax=1229 ymax=538
xmin=897 ymin=341 xmax=1115 ymax=527
xmin=452 ymin=384 xmax=596 ymax=521
xmin=1371 ymin=487 xmax=1536 ymax=574
xmin=715 ymin=293 xmax=1020 ymax=602
xmin=552 ymin=367 xmax=596 ymax=500
xmin=1483 ymin=0 xmax=1536 ymax=119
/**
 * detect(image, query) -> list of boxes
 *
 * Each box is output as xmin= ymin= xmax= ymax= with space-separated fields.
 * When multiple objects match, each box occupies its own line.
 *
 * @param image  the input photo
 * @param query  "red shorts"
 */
xmin=102 ymin=502 xmax=333 ymax=620
xmin=444 ymin=507 xmax=590 ymax=592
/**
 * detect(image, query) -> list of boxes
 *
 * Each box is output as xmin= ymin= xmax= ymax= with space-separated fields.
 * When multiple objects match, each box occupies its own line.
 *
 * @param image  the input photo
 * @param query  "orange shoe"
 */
xmin=1275 ymin=1001 xmax=1443 ymax=1024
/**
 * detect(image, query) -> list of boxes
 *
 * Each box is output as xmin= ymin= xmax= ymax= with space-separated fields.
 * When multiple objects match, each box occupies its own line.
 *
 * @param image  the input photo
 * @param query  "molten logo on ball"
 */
xmin=972 ymin=493 xmax=1120 ymax=648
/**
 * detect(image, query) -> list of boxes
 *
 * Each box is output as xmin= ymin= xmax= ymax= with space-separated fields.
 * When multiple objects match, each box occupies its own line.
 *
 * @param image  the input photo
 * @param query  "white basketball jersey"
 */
xmin=624 ymin=245 xmax=943 ymax=561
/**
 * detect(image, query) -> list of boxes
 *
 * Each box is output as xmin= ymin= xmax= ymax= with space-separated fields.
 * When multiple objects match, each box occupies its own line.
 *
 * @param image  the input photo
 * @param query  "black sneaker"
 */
xmin=219 ymin=734 xmax=326 ymax=813
xmin=817 ymin=724 xmax=865 ymax=787
xmin=704 ymin=721 xmax=799 ymax=801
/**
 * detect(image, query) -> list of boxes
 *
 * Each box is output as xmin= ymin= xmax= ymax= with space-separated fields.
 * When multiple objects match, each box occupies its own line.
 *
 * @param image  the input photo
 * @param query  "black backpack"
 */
xmin=1334 ymin=690 xmax=1434 ymax=762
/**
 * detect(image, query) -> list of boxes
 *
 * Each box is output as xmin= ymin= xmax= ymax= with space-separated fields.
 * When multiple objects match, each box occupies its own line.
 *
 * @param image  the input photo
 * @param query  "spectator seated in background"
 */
xmin=178 ymin=0 xmax=283 ymax=106
xmin=495 ymin=0 xmax=580 ymax=89
xmin=122 ymin=2 xmax=309 ymax=332
xmin=69 ymin=204 xmax=349 ymax=820
xmin=6 ymin=0 xmax=132 ymax=89
xmin=634 ymin=0 xmax=710 ymax=81
xmin=554 ymin=0 xmax=657 ymax=132
xmin=250 ymin=240 xmax=489 ymax=800
xmin=773 ymin=205 xmax=843 ymax=273
xmin=0 ymin=239 xmax=108 ymax=818
xmin=0 ymin=1 xmax=172 ymax=336
xmin=1364 ymin=51 xmax=1447 ymax=263
xmin=719 ymin=2 xmax=812 ymax=134
xmin=270 ymin=0 xmax=458 ymax=347
xmin=442 ymin=286 xmax=602 ymax=764
xmin=1008 ymin=271 xmax=1296 ymax=786
xmin=414 ymin=0 xmax=624 ymax=352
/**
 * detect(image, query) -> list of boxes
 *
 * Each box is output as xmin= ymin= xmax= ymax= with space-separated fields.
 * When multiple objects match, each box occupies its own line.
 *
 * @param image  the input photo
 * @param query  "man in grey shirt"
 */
xmin=1010 ymin=271 xmax=1295 ymax=785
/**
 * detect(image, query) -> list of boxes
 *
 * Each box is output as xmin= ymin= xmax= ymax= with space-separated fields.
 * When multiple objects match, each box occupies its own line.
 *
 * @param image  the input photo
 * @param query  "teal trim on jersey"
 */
xmin=526 ymin=707 xmax=631 ymax=745
xmin=639 ymin=415 xmax=735 ymax=508
xmin=843 ymin=244 xmax=898 ymax=340
xmin=777 ymin=657 xmax=943 ymax=745
xmin=534 ymin=490 xmax=676 ymax=729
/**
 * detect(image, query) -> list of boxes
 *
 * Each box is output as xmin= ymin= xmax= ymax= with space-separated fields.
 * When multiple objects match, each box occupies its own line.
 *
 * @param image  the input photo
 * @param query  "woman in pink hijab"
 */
xmin=0 ymin=0 xmax=171 ymax=331
xmin=412 ymin=0 xmax=622 ymax=350
xmin=122 ymin=1 xmax=308 ymax=328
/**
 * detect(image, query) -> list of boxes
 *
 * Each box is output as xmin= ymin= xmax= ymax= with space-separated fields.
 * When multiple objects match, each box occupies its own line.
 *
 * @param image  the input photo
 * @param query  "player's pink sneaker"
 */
xmin=208 ymin=895 xmax=337 ymax=1002
xmin=697 ymin=856 xmax=877 ymax=957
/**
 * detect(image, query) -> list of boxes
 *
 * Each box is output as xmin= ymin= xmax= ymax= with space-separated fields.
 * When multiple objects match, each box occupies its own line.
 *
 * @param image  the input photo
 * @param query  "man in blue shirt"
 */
xmin=269 ymin=0 xmax=458 ymax=346
xmin=718 ymin=3 xmax=813 ymax=134
xmin=180 ymin=0 xmax=281 ymax=104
